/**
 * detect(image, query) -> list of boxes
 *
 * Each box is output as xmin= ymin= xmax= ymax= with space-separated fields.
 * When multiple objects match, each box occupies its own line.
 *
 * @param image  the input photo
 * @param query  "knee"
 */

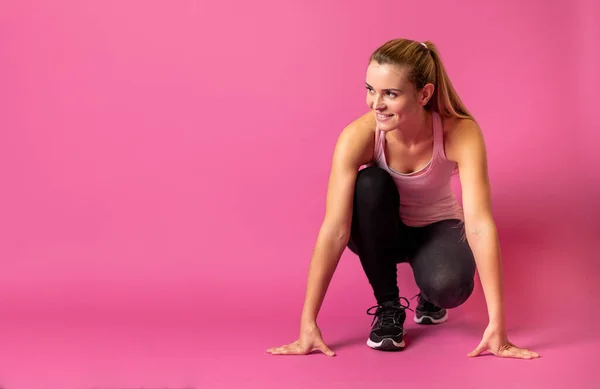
xmin=420 ymin=272 xmax=475 ymax=309
xmin=354 ymin=166 xmax=397 ymax=210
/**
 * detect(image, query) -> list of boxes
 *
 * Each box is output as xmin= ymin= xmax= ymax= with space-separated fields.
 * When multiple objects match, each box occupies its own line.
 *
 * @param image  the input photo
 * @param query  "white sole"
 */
xmin=367 ymin=332 xmax=406 ymax=350
xmin=413 ymin=311 xmax=448 ymax=324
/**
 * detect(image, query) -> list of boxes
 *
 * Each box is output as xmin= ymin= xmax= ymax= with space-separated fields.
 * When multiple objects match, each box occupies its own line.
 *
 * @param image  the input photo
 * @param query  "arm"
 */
xmin=301 ymin=114 xmax=376 ymax=326
xmin=448 ymin=119 xmax=505 ymax=326
xmin=448 ymin=118 xmax=539 ymax=359
xmin=267 ymin=114 xmax=375 ymax=356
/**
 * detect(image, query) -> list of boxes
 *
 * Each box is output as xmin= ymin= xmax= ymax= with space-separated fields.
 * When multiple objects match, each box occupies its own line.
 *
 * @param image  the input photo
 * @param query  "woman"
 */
xmin=267 ymin=39 xmax=539 ymax=359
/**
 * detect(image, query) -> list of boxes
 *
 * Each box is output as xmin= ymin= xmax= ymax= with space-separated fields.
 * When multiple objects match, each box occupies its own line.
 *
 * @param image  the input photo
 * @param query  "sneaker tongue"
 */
xmin=378 ymin=301 xmax=402 ymax=328
xmin=380 ymin=300 xmax=400 ymax=309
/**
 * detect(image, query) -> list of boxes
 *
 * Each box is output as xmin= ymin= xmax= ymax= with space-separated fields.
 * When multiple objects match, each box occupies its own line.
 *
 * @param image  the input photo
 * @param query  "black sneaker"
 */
xmin=365 ymin=298 xmax=410 ymax=351
xmin=412 ymin=293 xmax=448 ymax=325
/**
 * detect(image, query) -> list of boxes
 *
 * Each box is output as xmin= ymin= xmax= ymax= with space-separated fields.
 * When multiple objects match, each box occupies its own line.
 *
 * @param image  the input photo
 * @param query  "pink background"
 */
xmin=1 ymin=0 xmax=598 ymax=388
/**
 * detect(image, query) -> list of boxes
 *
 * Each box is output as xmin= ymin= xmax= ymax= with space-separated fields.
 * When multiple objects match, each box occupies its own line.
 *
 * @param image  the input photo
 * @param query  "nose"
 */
xmin=372 ymin=94 xmax=385 ymax=111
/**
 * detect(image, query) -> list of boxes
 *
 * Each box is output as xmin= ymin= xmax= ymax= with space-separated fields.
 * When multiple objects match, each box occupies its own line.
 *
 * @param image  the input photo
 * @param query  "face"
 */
xmin=365 ymin=61 xmax=432 ymax=131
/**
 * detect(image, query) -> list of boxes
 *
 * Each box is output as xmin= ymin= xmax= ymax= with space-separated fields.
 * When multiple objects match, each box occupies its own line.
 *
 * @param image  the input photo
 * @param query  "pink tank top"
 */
xmin=371 ymin=112 xmax=464 ymax=227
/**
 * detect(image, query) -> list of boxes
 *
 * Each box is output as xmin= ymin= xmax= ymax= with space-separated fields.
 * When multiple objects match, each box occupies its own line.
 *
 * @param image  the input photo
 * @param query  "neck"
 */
xmin=388 ymin=110 xmax=433 ymax=146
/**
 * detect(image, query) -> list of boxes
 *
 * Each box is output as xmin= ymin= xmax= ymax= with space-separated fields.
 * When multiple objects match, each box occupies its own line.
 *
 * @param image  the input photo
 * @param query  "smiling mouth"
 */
xmin=376 ymin=113 xmax=394 ymax=119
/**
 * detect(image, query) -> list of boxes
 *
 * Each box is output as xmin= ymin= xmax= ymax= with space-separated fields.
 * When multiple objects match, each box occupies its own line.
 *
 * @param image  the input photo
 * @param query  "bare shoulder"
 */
xmin=348 ymin=110 xmax=377 ymax=130
xmin=442 ymin=116 xmax=484 ymax=163
xmin=334 ymin=111 xmax=377 ymax=167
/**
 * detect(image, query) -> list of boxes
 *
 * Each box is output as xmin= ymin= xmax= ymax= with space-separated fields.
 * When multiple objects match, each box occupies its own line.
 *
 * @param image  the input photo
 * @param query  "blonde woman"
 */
xmin=267 ymin=39 xmax=539 ymax=359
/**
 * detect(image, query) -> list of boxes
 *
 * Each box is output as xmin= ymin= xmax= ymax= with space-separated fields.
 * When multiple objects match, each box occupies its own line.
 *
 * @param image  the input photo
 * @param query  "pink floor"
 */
xmin=0 ymin=227 xmax=598 ymax=389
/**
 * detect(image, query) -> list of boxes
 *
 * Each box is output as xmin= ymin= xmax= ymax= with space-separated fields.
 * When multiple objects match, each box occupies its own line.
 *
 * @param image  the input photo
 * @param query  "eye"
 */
xmin=366 ymin=86 xmax=374 ymax=93
xmin=386 ymin=91 xmax=398 ymax=98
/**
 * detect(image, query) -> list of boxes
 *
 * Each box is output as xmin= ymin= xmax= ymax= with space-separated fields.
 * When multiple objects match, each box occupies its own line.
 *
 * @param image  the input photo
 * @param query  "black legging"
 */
xmin=347 ymin=166 xmax=476 ymax=308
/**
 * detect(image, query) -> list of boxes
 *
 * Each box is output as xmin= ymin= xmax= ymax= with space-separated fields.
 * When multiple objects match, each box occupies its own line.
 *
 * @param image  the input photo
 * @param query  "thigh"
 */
xmin=346 ymin=166 xmax=410 ymax=262
xmin=347 ymin=227 xmax=410 ymax=262
xmin=407 ymin=219 xmax=475 ymax=286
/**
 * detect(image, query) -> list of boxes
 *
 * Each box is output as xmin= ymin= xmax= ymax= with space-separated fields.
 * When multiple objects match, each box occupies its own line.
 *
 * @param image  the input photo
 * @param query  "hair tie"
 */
xmin=420 ymin=42 xmax=428 ymax=49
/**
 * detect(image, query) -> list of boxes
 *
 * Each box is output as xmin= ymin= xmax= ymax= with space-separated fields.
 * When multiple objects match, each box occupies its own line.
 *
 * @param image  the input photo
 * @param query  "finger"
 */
xmin=267 ymin=340 xmax=301 ymax=353
xmin=499 ymin=345 xmax=517 ymax=358
xmin=500 ymin=346 xmax=529 ymax=359
xmin=516 ymin=348 xmax=534 ymax=359
xmin=515 ymin=348 xmax=540 ymax=359
xmin=467 ymin=342 xmax=486 ymax=357
xmin=316 ymin=343 xmax=336 ymax=357
xmin=279 ymin=347 xmax=304 ymax=355
xmin=269 ymin=346 xmax=303 ymax=355
xmin=268 ymin=343 xmax=302 ymax=355
xmin=267 ymin=346 xmax=285 ymax=354
xmin=513 ymin=345 xmax=539 ymax=358
xmin=517 ymin=351 xmax=532 ymax=359
xmin=267 ymin=345 xmax=290 ymax=353
xmin=267 ymin=345 xmax=287 ymax=352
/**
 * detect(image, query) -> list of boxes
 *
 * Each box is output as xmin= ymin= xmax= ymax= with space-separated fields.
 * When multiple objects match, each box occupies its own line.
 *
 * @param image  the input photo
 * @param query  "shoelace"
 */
xmin=410 ymin=292 xmax=439 ymax=312
xmin=366 ymin=296 xmax=413 ymax=327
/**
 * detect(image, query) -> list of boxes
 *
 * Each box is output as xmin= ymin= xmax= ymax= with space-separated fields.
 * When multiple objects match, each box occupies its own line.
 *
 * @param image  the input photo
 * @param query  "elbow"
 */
xmin=464 ymin=215 xmax=496 ymax=238
xmin=321 ymin=220 xmax=351 ymax=244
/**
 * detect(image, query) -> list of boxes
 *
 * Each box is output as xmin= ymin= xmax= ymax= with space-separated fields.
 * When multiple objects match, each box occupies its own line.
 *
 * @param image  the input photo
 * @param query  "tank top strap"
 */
xmin=374 ymin=128 xmax=384 ymax=160
xmin=431 ymin=112 xmax=445 ymax=159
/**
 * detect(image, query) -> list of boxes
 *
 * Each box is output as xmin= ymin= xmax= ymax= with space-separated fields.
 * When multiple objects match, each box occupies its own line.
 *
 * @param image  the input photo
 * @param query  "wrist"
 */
xmin=487 ymin=318 xmax=506 ymax=332
xmin=487 ymin=308 xmax=505 ymax=328
xmin=301 ymin=310 xmax=317 ymax=324
xmin=300 ymin=321 xmax=319 ymax=336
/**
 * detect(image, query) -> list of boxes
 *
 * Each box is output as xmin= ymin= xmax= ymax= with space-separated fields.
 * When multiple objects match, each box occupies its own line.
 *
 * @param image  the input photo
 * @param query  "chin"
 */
xmin=377 ymin=121 xmax=399 ymax=132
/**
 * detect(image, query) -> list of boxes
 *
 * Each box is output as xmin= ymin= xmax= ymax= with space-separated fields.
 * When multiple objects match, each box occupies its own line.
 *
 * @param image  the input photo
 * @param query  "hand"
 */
xmin=267 ymin=322 xmax=335 ymax=357
xmin=468 ymin=323 xmax=540 ymax=359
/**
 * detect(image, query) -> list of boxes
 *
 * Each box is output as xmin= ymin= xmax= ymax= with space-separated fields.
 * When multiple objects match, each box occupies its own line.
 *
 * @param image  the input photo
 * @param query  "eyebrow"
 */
xmin=365 ymin=82 xmax=402 ymax=92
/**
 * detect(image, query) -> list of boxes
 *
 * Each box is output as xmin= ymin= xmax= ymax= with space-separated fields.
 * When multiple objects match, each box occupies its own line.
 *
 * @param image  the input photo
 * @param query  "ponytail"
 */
xmin=423 ymin=41 xmax=473 ymax=120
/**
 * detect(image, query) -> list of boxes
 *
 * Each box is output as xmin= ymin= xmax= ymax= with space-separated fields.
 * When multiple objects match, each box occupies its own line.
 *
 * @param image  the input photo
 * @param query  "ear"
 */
xmin=420 ymin=83 xmax=435 ymax=106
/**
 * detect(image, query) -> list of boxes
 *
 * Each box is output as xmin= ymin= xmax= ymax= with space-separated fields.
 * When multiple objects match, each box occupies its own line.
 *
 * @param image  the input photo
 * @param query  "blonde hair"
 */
xmin=369 ymin=38 xmax=474 ymax=121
